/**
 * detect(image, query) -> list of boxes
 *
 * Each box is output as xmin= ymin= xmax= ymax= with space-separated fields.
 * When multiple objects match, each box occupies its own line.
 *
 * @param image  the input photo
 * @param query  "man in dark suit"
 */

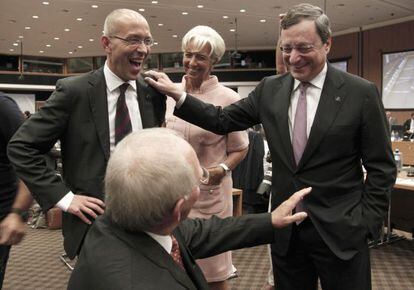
xmin=68 ymin=128 xmax=310 ymax=290
xmin=145 ymin=4 xmax=396 ymax=289
xmin=403 ymin=112 xmax=414 ymax=137
xmin=0 ymin=93 xmax=33 ymax=287
xmin=7 ymin=9 xmax=166 ymax=259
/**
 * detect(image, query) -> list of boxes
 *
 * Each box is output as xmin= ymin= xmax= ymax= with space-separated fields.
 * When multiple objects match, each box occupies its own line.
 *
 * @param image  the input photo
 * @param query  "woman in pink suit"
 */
xmin=165 ymin=25 xmax=248 ymax=290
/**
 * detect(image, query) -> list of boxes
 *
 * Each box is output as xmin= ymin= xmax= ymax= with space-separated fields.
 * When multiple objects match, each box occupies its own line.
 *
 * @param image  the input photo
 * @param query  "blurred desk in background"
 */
xmin=392 ymin=141 xmax=414 ymax=165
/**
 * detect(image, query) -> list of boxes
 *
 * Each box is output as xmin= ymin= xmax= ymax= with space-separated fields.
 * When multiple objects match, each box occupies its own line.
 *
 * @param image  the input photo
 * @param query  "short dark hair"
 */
xmin=281 ymin=3 xmax=332 ymax=44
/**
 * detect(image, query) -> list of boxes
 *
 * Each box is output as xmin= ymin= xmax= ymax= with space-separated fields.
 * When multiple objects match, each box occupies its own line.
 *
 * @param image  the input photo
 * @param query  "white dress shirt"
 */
xmin=57 ymin=62 xmax=143 ymax=211
xmin=288 ymin=62 xmax=328 ymax=140
xmin=146 ymin=232 xmax=173 ymax=254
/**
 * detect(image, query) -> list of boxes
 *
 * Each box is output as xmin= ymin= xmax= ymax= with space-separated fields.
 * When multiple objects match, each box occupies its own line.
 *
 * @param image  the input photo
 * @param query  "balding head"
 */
xmin=105 ymin=128 xmax=199 ymax=232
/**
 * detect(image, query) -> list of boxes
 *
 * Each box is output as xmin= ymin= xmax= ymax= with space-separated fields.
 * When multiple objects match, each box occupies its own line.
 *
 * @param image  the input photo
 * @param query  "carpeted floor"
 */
xmin=3 ymin=228 xmax=414 ymax=289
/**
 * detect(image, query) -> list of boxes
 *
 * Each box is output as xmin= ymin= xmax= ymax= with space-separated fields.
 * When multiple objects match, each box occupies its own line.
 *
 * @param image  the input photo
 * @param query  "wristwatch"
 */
xmin=219 ymin=163 xmax=231 ymax=175
xmin=10 ymin=208 xmax=29 ymax=222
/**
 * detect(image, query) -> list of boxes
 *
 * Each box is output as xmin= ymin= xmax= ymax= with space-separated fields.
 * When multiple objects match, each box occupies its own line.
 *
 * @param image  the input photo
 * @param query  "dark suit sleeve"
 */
xmin=360 ymin=83 xmax=396 ymax=238
xmin=174 ymin=78 xmax=268 ymax=134
xmin=0 ymin=96 xmax=24 ymax=141
xmin=8 ymin=79 xmax=73 ymax=210
xmin=178 ymin=213 xmax=274 ymax=259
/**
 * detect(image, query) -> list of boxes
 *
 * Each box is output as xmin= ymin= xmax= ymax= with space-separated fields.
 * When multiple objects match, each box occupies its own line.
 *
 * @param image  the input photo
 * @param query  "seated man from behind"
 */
xmin=68 ymin=128 xmax=310 ymax=290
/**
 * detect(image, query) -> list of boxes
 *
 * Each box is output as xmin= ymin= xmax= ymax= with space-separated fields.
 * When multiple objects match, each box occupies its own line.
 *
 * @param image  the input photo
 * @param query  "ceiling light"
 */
xmin=9 ymin=49 xmax=14 ymax=52
xmin=139 ymin=8 xmax=145 ymax=12
xmin=223 ymin=16 xmax=229 ymax=19
xmin=42 ymin=2 xmax=49 ymax=5
xmin=182 ymin=12 xmax=189 ymax=15
xmin=240 ymin=9 xmax=246 ymax=13
xmin=78 ymin=45 xmax=83 ymax=48
xmin=64 ymin=28 xmax=70 ymax=32
xmin=18 ymin=35 xmax=24 ymax=39
xmin=13 ymin=43 xmax=18 ymax=46
xmin=68 ymin=51 xmax=73 ymax=54
xmin=89 ymin=38 xmax=94 ymax=42
xmin=39 ymin=50 xmax=44 ymax=53
xmin=158 ymin=23 xmax=164 ymax=26
xmin=172 ymin=34 xmax=178 ymax=38
xmin=260 ymin=19 xmax=266 ymax=23
xmin=32 ymin=15 xmax=39 ymax=19
xmin=154 ymin=42 xmax=158 ymax=45
xmin=25 ymin=26 xmax=31 ymax=30
xmin=46 ymin=44 xmax=51 ymax=47
xmin=230 ymin=29 xmax=236 ymax=32
xmin=54 ymin=37 xmax=60 ymax=40
xmin=76 ymin=18 xmax=83 ymax=21
xmin=151 ymin=1 xmax=158 ymax=4
xmin=197 ymin=5 xmax=204 ymax=8
xmin=91 ymin=5 xmax=98 ymax=8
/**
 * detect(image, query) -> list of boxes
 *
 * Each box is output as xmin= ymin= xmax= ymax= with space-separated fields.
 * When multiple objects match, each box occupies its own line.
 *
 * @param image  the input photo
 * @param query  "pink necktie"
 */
xmin=292 ymin=82 xmax=310 ymax=221
xmin=292 ymin=82 xmax=310 ymax=165
xmin=170 ymin=235 xmax=185 ymax=270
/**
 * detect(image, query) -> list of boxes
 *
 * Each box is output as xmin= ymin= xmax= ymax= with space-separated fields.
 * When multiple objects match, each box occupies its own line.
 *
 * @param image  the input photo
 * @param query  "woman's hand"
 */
xmin=207 ymin=166 xmax=226 ymax=185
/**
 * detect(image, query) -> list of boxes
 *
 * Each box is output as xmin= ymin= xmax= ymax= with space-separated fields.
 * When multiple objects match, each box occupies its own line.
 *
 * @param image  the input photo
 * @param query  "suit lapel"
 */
xmin=274 ymin=74 xmax=296 ymax=171
xmin=88 ymin=68 xmax=110 ymax=160
xmin=110 ymin=225 xmax=197 ymax=289
xmin=136 ymin=74 xmax=157 ymax=128
xmin=299 ymin=65 xmax=346 ymax=168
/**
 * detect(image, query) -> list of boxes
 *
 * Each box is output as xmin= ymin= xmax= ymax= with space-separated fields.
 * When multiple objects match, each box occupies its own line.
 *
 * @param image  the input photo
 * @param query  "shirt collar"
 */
xmin=293 ymin=62 xmax=328 ymax=91
xmin=146 ymin=231 xmax=173 ymax=254
xmin=104 ymin=61 xmax=137 ymax=93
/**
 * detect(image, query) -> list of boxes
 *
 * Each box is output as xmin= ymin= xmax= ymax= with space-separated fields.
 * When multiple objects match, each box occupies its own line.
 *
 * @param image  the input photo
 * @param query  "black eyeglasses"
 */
xmin=110 ymin=35 xmax=154 ymax=47
xmin=280 ymin=44 xmax=316 ymax=54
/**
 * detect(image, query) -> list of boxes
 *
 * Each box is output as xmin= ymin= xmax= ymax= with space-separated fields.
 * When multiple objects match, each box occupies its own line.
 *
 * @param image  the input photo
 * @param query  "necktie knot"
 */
xmin=299 ymin=82 xmax=310 ymax=94
xmin=119 ymin=83 xmax=129 ymax=96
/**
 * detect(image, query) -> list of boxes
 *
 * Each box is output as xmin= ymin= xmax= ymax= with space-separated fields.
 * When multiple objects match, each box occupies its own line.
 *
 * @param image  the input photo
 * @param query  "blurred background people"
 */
xmin=7 ymin=8 xmax=165 ymax=259
xmin=403 ymin=112 xmax=414 ymax=137
xmin=165 ymin=25 xmax=248 ymax=290
xmin=0 ymin=92 xmax=33 ymax=287
xmin=385 ymin=111 xmax=397 ymax=133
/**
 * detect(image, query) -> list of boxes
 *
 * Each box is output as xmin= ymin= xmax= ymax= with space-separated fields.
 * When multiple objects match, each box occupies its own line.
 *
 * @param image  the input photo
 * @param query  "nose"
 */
xmin=288 ymin=49 xmax=302 ymax=65
xmin=189 ymin=56 xmax=197 ymax=66
xmin=134 ymin=43 xmax=148 ymax=55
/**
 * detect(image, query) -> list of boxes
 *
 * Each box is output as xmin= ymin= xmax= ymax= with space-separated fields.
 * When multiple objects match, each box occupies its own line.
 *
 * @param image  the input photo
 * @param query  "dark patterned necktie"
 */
xmin=115 ymin=83 xmax=132 ymax=144
xmin=170 ymin=235 xmax=185 ymax=270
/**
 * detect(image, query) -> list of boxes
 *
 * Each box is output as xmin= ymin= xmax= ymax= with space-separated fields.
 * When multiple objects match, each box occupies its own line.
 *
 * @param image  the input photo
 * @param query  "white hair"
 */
xmin=105 ymin=128 xmax=197 ymax=232
xmin=182 ymin=25 xmax=226 ymax=64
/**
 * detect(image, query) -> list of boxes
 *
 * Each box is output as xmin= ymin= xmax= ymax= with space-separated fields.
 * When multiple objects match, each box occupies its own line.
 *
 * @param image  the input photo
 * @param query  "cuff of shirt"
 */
xmin=56 ymin=191 xmax=74 ymax=212
xmin=175 ymin=92 xmax=187 ymax=109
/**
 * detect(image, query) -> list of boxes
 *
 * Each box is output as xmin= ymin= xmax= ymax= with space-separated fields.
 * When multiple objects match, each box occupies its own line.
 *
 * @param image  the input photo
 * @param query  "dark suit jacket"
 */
xmin=174 ymin=64 xmax=396 ymax=260
xmin=67 ymin=213 xmax=274 ymax=290
xmin=403 ymin=118 xmax=413 ymax=134
xmin=7 ymin=68 xmax=166 ymax=258
xmin=0 ymin=94 xmax=24 ymax=216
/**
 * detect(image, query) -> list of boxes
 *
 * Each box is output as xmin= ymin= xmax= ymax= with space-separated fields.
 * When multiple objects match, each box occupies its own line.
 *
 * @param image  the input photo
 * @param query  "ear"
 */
xmin=324 ymin=37 xmax=332 ymax=54
xmin=101 ymin=35 xmax=112 ymax=53
xmin=172 ymin=198 xmax=186 ymax=224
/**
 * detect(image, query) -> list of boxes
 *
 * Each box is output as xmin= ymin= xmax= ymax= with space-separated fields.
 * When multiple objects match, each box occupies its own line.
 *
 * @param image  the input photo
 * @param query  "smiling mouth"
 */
xmin=130 ymin=59 xmax=142 ymax=67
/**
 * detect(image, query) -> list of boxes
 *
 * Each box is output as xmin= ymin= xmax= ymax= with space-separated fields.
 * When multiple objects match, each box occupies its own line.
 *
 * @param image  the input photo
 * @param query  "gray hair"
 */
xmin=182 ymin=25 xmax=226 ymax=64
xmin=281 ymin=3 xmax=332 ymax=44
xmin=105 ymin=128 xmax=198 ymax=232
xmin=103 ymin=8 xmax=147 ymax=37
